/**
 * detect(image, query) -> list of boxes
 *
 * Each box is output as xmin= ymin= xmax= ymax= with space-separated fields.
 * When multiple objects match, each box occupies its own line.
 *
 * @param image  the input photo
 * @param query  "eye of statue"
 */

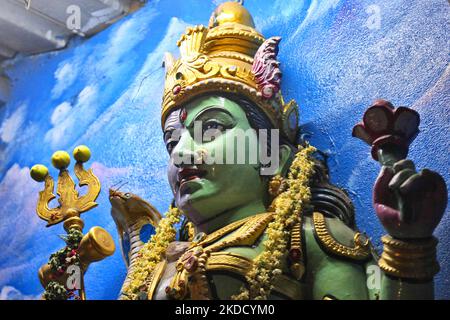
xmin=164 ymin=129 xmax=179 ymax=154
xmin=166 ymin=141 xmax=177 ymax=154
xmin=203 ymin=120 xmax=225 ymax=132
xmin=190 ymin=107 xmax=235 ymax=132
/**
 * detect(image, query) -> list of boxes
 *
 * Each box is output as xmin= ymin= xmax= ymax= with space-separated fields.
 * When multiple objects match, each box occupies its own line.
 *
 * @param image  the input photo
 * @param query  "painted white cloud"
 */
xmin=0 ymin=103 xmax=26 ymax=143
xmin=0 ymin=164 xmax=48 ymax=289
xmin=80 ymin=17 xmax=189 ymax=141
xmin=0 ymin=263 xmax=34 ymax=288
xmin=51 ymin=62 xmax=79 ymax=99
xmin=212 ymin=0 xmax=227 ymax=5
xmin=45 ymin=85 xmax=98 ymax=149
xmin=211 ymin=0 xmax=332 ymax=35
xmin=50 ymin=6 xmax=157 ymax=101
xmin=0 ymin=164 xmax=42 ymax=251
xmin=290 ymin=0 xmax=340 ymax=38
xmin=304 ymin=0 xmax=340 ymax=24
xmin=105 ymin=19 xmax=143 ymax=62
xmin=50 ymin=101 xmax=72 ymax=125
xmin=77 ymin=85 xmax=97 ymax=106
xmin=254 ymin=0 xmax=307 ymax=32
xmin=90 ymin=161 xmax=131 ymax=186
xmin=0 ymin=286 xmax=41 ymax=300
xmin=94 ymin=9 xmax=156 ymax=82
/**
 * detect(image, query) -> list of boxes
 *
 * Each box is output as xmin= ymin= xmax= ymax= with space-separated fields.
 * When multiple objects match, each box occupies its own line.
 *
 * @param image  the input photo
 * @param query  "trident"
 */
xmin=30 ymin=145 xmax=115 ymax=300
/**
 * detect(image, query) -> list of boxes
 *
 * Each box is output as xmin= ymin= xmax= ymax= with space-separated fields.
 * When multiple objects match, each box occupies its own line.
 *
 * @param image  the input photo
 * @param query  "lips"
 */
xmin=177 ymin=166 xmax=207 ymax=187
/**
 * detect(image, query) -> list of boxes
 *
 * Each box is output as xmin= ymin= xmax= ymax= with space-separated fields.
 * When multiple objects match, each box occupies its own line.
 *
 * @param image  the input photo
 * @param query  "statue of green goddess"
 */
xmin=108 ymin=2 xmax=448 ymax=300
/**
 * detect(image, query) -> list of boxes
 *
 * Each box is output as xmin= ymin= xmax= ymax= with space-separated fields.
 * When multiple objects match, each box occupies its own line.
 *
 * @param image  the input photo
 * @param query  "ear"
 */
xmin=274 ymin=144 xmax=292 ymax=176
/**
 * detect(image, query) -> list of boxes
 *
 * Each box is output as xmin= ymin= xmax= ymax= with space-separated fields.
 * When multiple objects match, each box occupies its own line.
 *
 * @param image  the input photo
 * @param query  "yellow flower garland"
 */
xmin=122 ymin=145 xmax=316 ymax=300
xmin=232 ymin=144 xmax=316 ymax=300
xmin=121 ymin=206 xmax=182 ymax=300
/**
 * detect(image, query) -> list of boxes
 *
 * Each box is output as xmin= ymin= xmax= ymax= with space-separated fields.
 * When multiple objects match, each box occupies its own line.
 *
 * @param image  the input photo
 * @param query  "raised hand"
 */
xmin=352 ymin=99 xmax=448 ymax=239
xmin=373 ymin=159 xmax=447 ymax=239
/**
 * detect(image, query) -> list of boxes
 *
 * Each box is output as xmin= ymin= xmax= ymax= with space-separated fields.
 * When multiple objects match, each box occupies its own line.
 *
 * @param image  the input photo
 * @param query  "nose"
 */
xmin=171 ymin=128 xmax=200 ymax=167
xmin=173 ymin=150 xmax=197 ymax=168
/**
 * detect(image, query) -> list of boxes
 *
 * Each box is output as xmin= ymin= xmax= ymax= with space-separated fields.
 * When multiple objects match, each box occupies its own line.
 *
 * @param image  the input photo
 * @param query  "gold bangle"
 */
xmin=378 ymin=235 xmax=439 ymax=280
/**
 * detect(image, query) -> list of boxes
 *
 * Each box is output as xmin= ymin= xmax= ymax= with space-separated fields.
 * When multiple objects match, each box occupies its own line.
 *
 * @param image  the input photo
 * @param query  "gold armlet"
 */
xmin=313 ymin=212 xmax=371 ymax=261
xmin=378 ymin=235 xmax=439 ymax=280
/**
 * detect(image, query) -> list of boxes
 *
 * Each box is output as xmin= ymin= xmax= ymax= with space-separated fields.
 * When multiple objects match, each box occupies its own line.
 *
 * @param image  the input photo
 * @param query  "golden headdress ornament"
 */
xmin=162 ymin=1 xmax=299 ymax=142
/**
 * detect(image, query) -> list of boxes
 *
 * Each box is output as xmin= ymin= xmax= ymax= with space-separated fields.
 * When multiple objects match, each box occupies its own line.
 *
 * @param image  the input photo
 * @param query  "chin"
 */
xmin=176 ymin=178 xmax=211 ymax=201
xmin=175 ymin=185 xmax=222 ymax=224
xmin=175 ymin=193 xmax=205 ymax=225
xmin=175 ymin=180 xmax=206 ymax=212
xmin=175 ymin=193 xmax=191 ymax=213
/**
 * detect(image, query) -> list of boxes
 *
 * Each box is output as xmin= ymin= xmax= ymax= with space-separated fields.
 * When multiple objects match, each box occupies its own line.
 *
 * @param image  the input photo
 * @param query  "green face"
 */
xmin=164 ymin=96 xmax=270 ymax=226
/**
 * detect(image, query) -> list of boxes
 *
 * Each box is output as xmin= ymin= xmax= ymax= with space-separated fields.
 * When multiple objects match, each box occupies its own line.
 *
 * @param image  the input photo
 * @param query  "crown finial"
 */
xmin=209 ymin=1 xmax=254 ymax=28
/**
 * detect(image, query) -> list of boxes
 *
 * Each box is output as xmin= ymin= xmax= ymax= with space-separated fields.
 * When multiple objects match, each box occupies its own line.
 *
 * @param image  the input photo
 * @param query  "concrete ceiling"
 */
xmin=0 ymin=0 xmax=145 ymax=61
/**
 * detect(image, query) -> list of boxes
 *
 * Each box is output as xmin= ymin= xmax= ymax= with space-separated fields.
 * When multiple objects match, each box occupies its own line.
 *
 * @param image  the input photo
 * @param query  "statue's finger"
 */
xmin=388 ymin=169 xmax=416 ymax=190
xmin=400 ymin=169 xmax=447 ymax=196
xmin=398 ymin=173 xmax=427 ymax=196
xmin=393 ymin=159 xmax=416 ymax=174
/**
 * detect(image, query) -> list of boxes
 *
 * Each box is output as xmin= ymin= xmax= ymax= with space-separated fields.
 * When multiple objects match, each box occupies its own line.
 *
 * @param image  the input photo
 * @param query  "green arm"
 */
xmin=304 ymin=216 xmax=435 ymax=300
xmin=303 ymin=217 xmax=369 ymax=299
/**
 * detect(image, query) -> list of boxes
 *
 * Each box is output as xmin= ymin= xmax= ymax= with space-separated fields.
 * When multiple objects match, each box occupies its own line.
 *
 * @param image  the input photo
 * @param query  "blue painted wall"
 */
xmin=0 ymin=0 xmax=448 ymax=299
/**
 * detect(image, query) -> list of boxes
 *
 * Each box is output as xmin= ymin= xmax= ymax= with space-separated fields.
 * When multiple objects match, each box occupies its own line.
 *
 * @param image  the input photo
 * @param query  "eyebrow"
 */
xmin=164 ymin=126 xmax=176 ymax=133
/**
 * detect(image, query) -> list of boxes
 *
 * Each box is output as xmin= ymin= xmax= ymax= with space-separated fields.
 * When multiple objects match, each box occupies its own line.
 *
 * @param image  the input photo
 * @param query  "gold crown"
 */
xmin=162 ymin=1 xmax=299 ymax=142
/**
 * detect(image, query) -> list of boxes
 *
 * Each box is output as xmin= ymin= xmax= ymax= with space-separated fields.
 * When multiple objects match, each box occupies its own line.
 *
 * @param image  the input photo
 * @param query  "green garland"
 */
xmin=43 ymin=228 xmax=83 ymax=300
xmin=43 ymin=282 xmax=68 ymax=300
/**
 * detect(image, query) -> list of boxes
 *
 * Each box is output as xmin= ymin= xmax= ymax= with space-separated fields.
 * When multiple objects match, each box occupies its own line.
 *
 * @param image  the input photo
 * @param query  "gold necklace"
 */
xmin=165 ymin=212 xmax=274 ymax=300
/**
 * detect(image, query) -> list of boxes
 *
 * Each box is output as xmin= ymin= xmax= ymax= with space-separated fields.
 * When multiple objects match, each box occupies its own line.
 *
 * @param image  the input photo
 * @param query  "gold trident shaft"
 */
xmin=31 ymin=145 xmax=115 ymax=300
